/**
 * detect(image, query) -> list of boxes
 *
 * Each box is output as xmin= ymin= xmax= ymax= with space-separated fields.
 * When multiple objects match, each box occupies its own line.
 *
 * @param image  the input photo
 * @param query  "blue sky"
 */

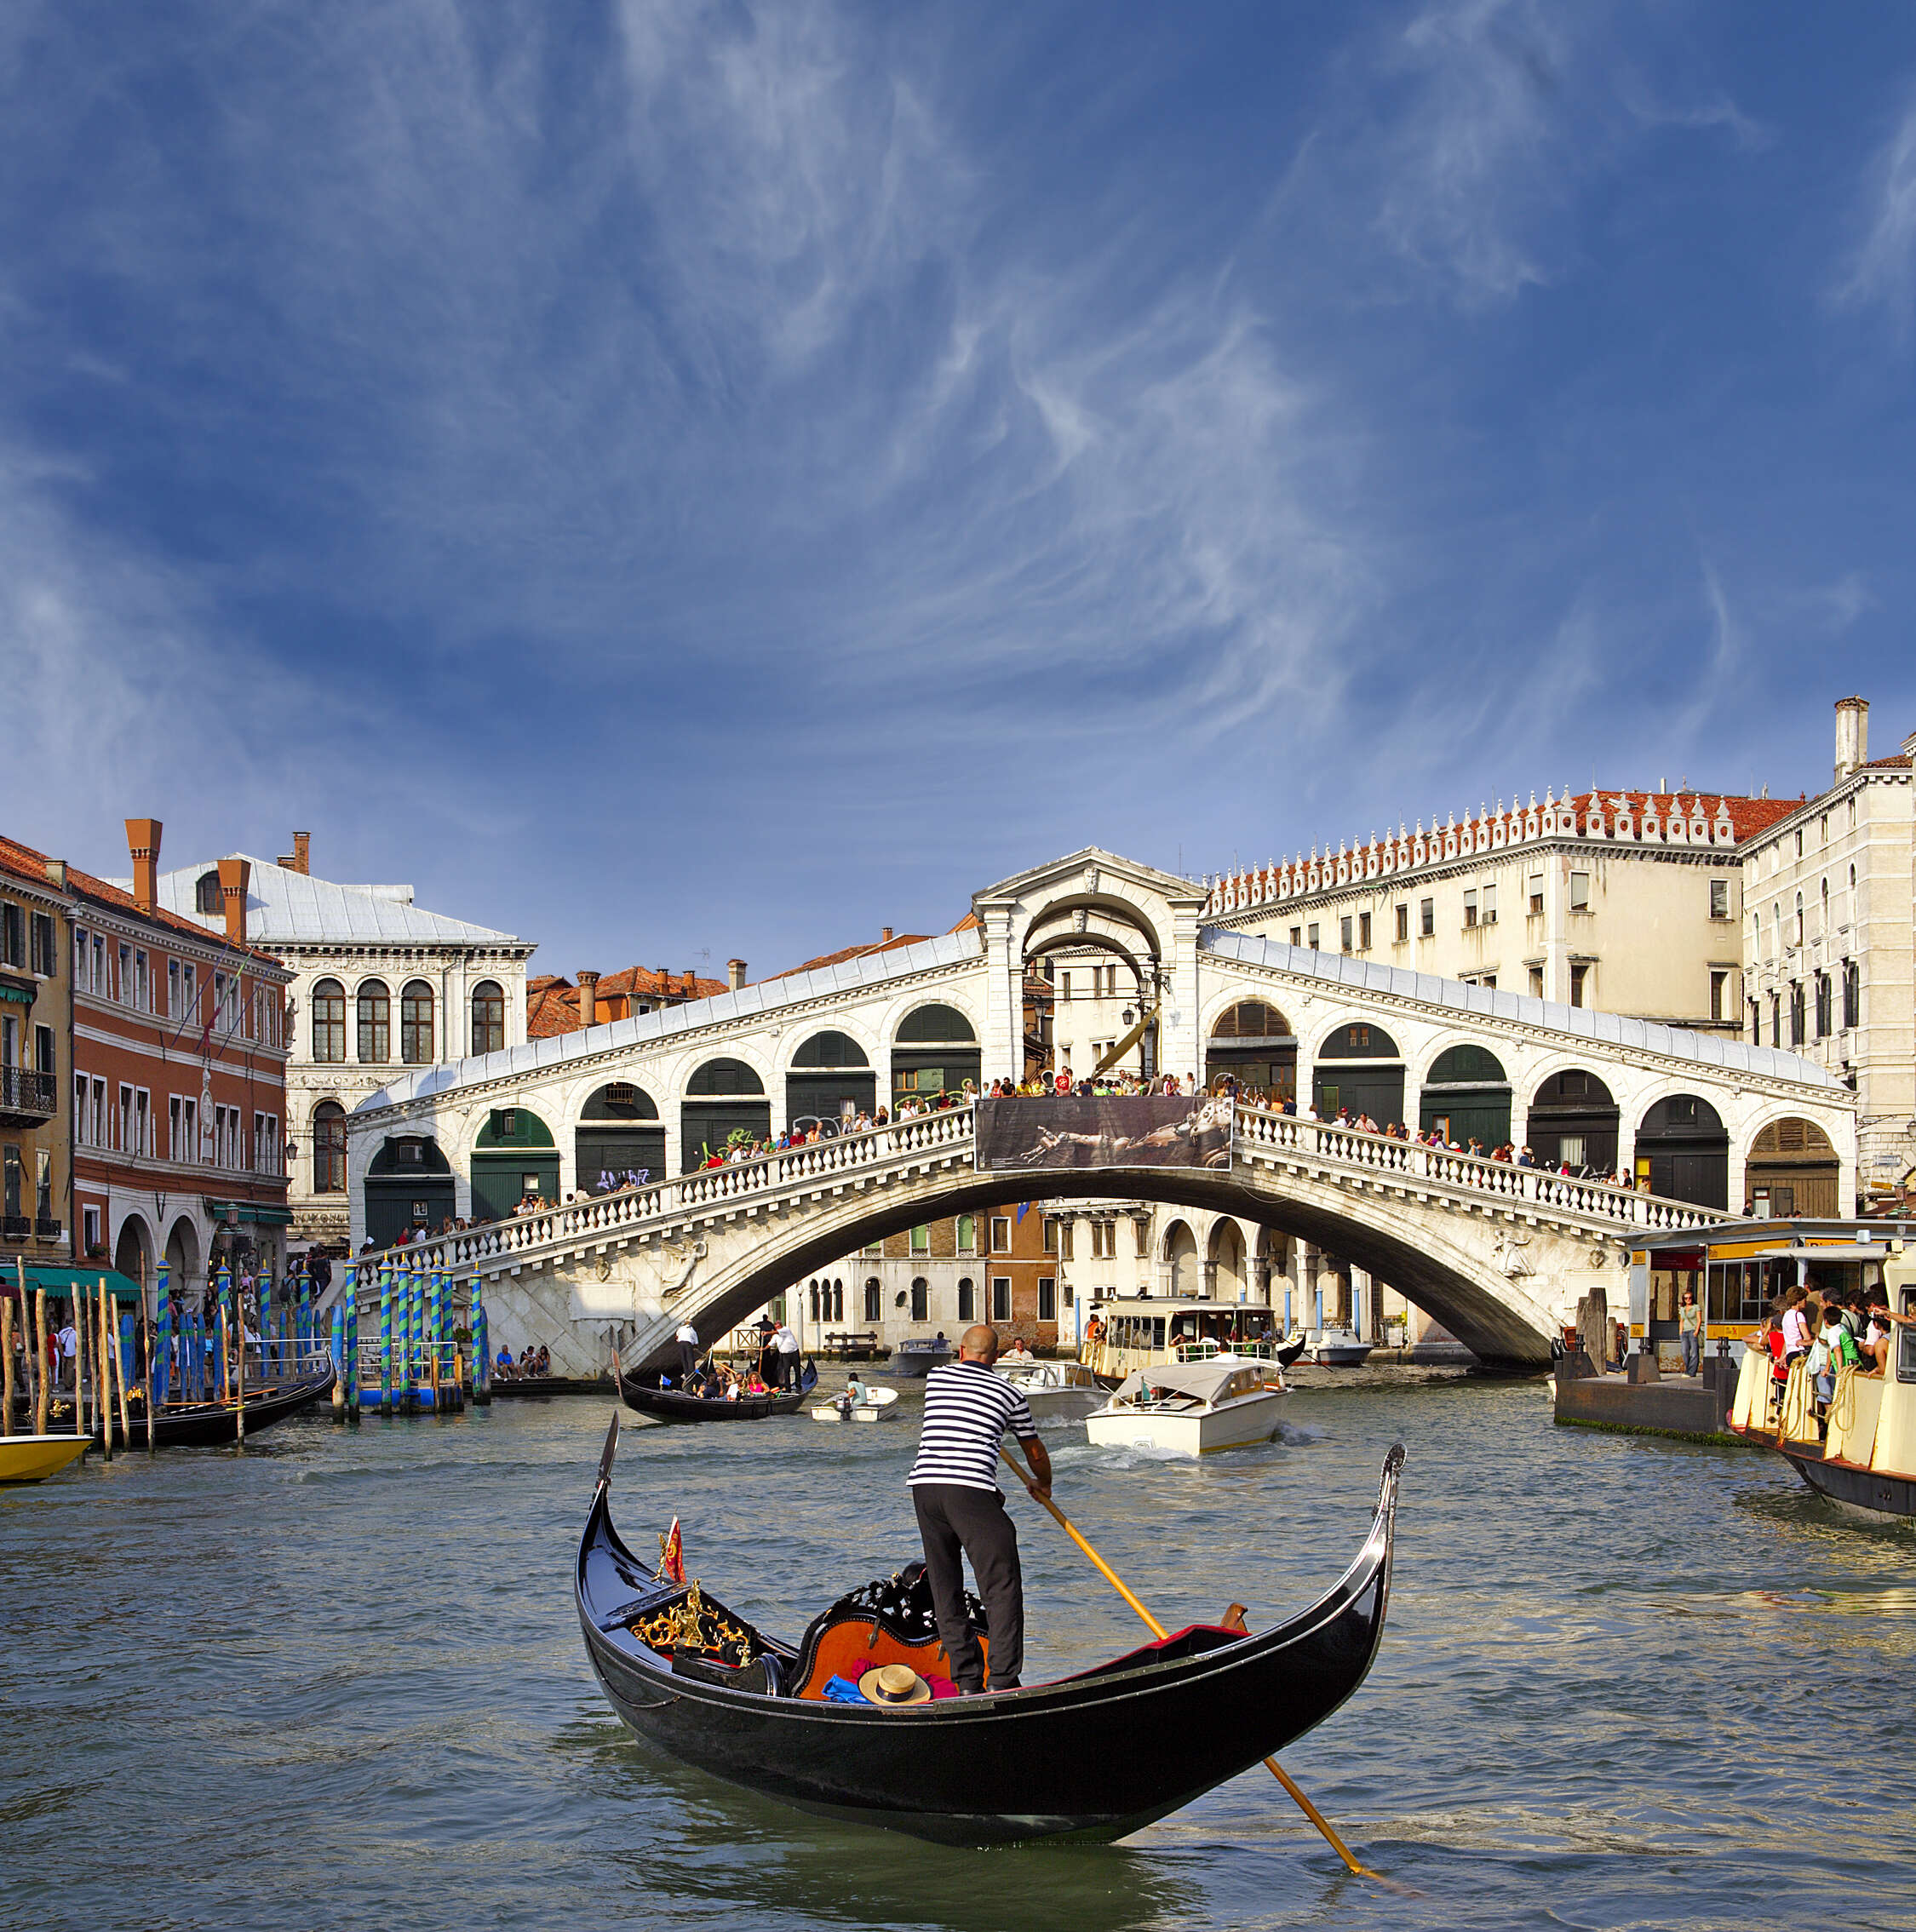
xmin=5 ymin=2 xmax=1913 ymax=980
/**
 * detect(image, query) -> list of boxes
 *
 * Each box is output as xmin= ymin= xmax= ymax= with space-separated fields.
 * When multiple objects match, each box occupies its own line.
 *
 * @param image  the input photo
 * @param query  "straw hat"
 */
xmin=858 ymin=1663 xmax=930 ymax=1706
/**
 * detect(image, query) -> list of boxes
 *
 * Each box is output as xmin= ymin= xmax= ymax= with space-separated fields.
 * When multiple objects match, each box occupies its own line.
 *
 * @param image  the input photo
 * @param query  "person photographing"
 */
xmin=907 ymin=1323 xmax=1053 ymax=1695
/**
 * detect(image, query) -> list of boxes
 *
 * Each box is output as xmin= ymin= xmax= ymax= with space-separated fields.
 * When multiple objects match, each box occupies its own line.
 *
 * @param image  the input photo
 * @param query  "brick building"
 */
xmin=62 ymin=823 xmax=295 ymax=1299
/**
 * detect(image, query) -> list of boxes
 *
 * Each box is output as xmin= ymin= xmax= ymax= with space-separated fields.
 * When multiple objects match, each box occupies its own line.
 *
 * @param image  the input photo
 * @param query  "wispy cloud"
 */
xmin=1832 ymin=84 xmax=1916 ymax=341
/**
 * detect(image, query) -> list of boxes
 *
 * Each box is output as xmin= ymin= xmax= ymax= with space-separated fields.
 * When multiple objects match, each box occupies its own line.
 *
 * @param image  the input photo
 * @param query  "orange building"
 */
xmin=49 ymin=821 xmax=295 ymax=1303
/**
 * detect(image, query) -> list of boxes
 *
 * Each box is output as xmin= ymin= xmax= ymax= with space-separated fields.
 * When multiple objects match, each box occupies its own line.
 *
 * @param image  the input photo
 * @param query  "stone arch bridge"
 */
xmin=342 ymin=849 xmax=1855 ymax=1371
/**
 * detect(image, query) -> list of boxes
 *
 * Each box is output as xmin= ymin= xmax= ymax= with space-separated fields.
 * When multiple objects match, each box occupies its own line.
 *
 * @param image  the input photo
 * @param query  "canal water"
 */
xmin=3 ymin=1371 xmax=1913 ymax=1931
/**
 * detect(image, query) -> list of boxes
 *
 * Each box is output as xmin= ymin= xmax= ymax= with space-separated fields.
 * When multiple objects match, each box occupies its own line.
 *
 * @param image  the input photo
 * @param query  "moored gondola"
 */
xmin=618 ymin=1359 xmax=816 ymax=1423
xmin=576 ymin=1413 xmax=1403 ymax=1844
xmin=25 ymin=1362 xmax=339 ymax=1449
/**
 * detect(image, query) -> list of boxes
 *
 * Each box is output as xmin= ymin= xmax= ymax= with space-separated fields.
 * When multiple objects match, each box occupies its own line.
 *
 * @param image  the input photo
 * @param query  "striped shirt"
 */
xmin=909 ymin=1362 xmax=1039 ymax=1493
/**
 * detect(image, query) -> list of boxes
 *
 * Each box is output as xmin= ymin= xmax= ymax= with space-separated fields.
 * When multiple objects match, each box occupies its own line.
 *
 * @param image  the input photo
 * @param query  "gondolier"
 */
xmin=908 ymin=1323 xmax=1053 ymax=1694
xmin=674 ymin=1320 xmax=699 ymax=1381
xmin=773 ymin=1319 xmax=800 ymax=1389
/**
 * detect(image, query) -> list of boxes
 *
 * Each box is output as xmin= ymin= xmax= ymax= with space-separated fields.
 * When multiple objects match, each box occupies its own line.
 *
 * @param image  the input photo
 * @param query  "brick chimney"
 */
xmin=276 ymin=831 xmax=312 ymax=874
xmin=881 ymin=926 xmax=893 ymax=943
xmin=217 ymin=857 xmax=251 ymax=947
xmin=1835 ymin=696 xmax=1868 ymax=780
xmin=124 ymin=818 xmax=163 ymax=914
xmin=727 ymin=958 xmax=747 ymax=990
xmin=577 ymin=970 xmax=599 ymax=1027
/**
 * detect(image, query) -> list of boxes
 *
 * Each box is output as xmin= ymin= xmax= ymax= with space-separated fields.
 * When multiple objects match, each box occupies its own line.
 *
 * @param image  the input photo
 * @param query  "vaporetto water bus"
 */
xmin=1079 ymin=1298 xmax=1302 ymax=1387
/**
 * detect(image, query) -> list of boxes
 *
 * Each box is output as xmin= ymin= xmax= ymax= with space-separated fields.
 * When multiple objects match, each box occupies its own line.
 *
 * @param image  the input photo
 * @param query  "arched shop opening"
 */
xmin=163 ymin=1216 xmax=201 ymax=1298
xmin=1206 ymin=1000 xmax=1296 ymax=1102
xmin=787 ymin=1031 xmax=876 ymax=1132
xmin=1525 ymin=1069 xmax=1620 ymax=1176
xmin=1164 ymin=1218 xmax=1200 ymax=1297
xmin=577 ymin=1083 xmax=665 ymax=1194
xmin=113 ymin=1214 xmax=152 ymax=1291
xmin=1636 ymin=1095 xmax=1730 ymax=1209
xmin=682 ymin=1059 xmax=771 ymax=1170
xmin=472 ymin=1106 xmax=559 ymax=1221
xmin=1420 ymin=1045 xmax=1512 ymax=1149
xmin=364 ymin=1136 xmax=456 ymax=1247
xmin=1745 ymin=1117 xmax=1841 ymax=1218
xmin=1311 ymin=1023 xmax=1404 ymax=1126
xmin=892 ymin=1005 xmax=979 ymax=1110
xmin=1208 ymin=1220 xmax=1247 ymax=1300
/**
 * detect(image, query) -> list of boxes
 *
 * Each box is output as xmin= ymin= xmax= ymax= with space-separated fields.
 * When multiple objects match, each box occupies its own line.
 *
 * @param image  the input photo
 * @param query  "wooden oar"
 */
xmin=1001 ymin=1448 xmax=1406 ymax=1889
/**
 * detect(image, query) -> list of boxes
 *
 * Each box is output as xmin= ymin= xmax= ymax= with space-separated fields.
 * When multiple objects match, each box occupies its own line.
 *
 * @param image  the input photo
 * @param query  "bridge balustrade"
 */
xmin=1231 ymin=1106 xmax=1722 ymax=1231
xmin=354 ymin=1107 xmax=979 ymax=1277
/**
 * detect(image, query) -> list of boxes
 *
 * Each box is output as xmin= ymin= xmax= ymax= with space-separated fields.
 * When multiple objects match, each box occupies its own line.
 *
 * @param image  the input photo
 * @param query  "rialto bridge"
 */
xmin=341 ymin=851 xmax=1856 ymax=1372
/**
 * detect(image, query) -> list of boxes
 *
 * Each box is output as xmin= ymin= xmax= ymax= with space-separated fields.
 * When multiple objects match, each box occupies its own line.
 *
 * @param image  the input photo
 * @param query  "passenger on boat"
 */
xmin=1812 ymin=1308 xmax=1859 ymax=1410
xmin=908 ymin=1323 xmax=1052 ymax=1696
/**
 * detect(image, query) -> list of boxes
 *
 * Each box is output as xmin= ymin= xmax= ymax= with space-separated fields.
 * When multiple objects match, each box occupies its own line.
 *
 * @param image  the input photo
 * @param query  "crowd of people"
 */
xmin=1753 ymin=1281 xmax=1913 ymax=1422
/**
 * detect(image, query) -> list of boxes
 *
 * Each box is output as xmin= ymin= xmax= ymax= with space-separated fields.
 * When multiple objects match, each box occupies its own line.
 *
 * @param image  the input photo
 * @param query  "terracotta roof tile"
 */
xmin=527 ymin=963 xmax=732 ymax=1038
xmin=776 ymin=932 xmax=932 ymax=977
xmin=0 ymin=830 xmax=290 ymax=970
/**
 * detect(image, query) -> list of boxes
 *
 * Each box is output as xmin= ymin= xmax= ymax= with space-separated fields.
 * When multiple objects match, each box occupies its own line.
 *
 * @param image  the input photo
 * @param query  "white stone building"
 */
xmin=1740 ymin=697 xmax=1915 ymax=1213
xmin=122 ymin=834 xmax=534 ymax=1247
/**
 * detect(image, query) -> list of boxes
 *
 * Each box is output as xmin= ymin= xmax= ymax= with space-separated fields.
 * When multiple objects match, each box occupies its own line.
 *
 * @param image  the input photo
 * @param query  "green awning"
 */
xmin=14 ymin=1266 xmax=146 ymax=1304
xmin=208 ymin=1201 xmax=294 ymax=1226
xmin=0 ymin=980 xmax=34 ymax=1006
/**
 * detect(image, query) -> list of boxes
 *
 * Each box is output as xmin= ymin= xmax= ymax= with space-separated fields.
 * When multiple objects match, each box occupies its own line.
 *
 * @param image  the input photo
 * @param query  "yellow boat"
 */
xmin=0 ymin=1434 xmax=90 ymax=1484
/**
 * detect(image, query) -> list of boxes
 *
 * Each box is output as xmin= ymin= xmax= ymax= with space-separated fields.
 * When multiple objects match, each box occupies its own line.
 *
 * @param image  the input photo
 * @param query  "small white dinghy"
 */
xmin=997 ymin=1358 xmax=1104 ymax=1418
xmin=1297 ymin=1326 xmax=1375 ymax=1368
xmin=1085 ymin=1355 xmax=1287 ymax=1456
xmin=810 ymin=1384 xmax=901 ymax=1424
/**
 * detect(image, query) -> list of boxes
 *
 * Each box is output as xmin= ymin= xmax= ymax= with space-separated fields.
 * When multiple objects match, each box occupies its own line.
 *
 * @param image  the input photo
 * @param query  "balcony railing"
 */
xmin=0 ymin=1066 xmax=55 ymax=1124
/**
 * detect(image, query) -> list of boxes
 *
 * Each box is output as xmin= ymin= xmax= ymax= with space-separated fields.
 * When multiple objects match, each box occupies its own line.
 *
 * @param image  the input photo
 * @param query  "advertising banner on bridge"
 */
xmin=975 ymin=1096 xmax=1234 ymax=1172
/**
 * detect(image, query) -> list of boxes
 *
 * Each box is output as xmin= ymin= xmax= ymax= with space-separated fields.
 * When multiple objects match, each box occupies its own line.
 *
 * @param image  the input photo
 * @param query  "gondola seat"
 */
xmin=790 ymin=1562 xmax=989 ymax=1700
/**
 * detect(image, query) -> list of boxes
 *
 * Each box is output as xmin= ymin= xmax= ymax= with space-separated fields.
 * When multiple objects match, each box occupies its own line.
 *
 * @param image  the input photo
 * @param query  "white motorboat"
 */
xmin=996 ymin=1357 xmax=1104 ymax=1418
xmin=1298 ymin=1326 xmax=1375 ymax=1368
xmin=809 ymin=1384 xmax=901 ymax=1424
xmin=1085 ymin=1356 xmax=1288 ymax=1456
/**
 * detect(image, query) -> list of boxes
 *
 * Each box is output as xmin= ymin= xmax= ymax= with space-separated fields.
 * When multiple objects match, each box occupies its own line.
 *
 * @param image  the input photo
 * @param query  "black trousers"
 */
xmin=676 ymin=1340 xmax=697 ymax=1379
xmin=912 ymin=1484 xmax=1023 ymax=1693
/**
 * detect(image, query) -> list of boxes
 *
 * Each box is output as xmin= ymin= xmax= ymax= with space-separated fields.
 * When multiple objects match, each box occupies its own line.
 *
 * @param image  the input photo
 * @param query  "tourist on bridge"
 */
xmin=908 ymin=1324 xmax=1053 ymax=1696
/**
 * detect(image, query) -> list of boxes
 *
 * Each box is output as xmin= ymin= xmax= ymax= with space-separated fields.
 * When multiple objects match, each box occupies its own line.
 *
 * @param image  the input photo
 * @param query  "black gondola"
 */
xmin=576 ymin=1414 xmax=1403 ymax=1845
xmin=23 ymin=1364 xmax=338 ymax=1448
xmin=618 ymin=1359 xmax=817 ymax=1423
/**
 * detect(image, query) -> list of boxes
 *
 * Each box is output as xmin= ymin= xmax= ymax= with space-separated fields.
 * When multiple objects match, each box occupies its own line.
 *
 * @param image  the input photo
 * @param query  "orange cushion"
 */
xmin=795 ymin=1617 xmax=989 ymax=1700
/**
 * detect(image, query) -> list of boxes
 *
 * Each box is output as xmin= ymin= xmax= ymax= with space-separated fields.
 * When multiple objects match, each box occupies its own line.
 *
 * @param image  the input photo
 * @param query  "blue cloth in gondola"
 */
xmin=823 ymin=1676 xmax=872 ymax=1704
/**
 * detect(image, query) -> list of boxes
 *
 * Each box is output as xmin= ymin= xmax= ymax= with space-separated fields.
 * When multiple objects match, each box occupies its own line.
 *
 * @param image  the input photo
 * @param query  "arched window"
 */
xmin=957 ymin=1277 xmax=975 ymax=1322
xmin=1209 ymin=1000 xmax=1292 ymax=1040
xmin=312 ymin=1101 xmax=347 ymax=1193
xmin=809 ymin=1282 xmax=820 ymax=1321
xmin=895 ymin=1003 xmax=977 ymax=1044
xmin=357 ymin=979 xmax=390 ymax=1063
xmin=195 ymin=870 xmax=222 ymax=915
xmin=911 ymin=1276 xmax=929 ymax=1323
xmin=831 ymin=1280 xmax=844 ymax=1322
xmin=1821 ymin=879 xmax=1829 ymax=932
xmin=792 ymin=1030 xmax=869 ymax=1068
xmin=1794 ymin=892 xmax=1804 ymax=945
xmin=312 ymin=979 xmax=346 ymax=1063
xmin=686 ymin=1058 xmax=766 ymax=1095
xmin=863 ymin=1278 xmax=882 ymax=1323
xmin=400 ymin=980 xmax=434 ymax=1064
xmin=471 ymin=980 xmax=505 ymax=1055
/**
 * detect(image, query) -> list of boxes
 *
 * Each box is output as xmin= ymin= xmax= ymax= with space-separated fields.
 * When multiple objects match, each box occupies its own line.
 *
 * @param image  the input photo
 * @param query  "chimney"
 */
xmin=577 ymin=970 xmax=599 ymax=1027
xmin=1835 ymin=696 xmax=1868 ymax=780
xmin=124 ymin=818 xmax=163 ymax=914
xmin=881 ymin=926 xmax=894 ymax=943
xmin=727 ymin=958 xmax=747 ymax=991
xmin=276 ymin=831 xmax=313 ymax=874
xmin=217 ymin=857 xmax=251 ymax=947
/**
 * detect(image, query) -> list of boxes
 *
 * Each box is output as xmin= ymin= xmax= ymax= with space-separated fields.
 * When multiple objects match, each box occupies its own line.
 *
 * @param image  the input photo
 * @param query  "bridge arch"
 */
xmin=1208 ymin=1218 xmax=1248 ymax=1299
xmin=1018 ymin=894 xmax=1165 ymax=966
xmin=1523 ymin=1064 xmax=1621 ymax=1175
xmin=1742 ymin=1112 xmax=1841 ymax=1218
xmin=1418 ymin=1041 xmax=1513 ymax=1150
xmin=786 ymin=1029 xmax=878 ymax=1132
xmin=1310 ymin=1019 xmax=1406 ymax=1126
xmin=364 ymin=1132 xmax=455 ymax=1245
xmin=892 ymin=1002 xmax=980 ymax=1111
xmin=682 ymin=1057 xmax=771 ymax=1169
xmin=473 ymin=1105 xmax=559 ymax=1221
xmin=575 ymin=1081 xmax=664 ymax=1197
xmin=614 ymin=1158 xmax=1575 ymax=1373
xmin=1634 ymin=1092 xmax=1730 ymax=1209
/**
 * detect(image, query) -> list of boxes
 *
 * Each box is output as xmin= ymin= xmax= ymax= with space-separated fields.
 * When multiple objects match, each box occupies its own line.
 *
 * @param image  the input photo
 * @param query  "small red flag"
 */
xmin=659 ymin=1518 xmax=685 ymax=1585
